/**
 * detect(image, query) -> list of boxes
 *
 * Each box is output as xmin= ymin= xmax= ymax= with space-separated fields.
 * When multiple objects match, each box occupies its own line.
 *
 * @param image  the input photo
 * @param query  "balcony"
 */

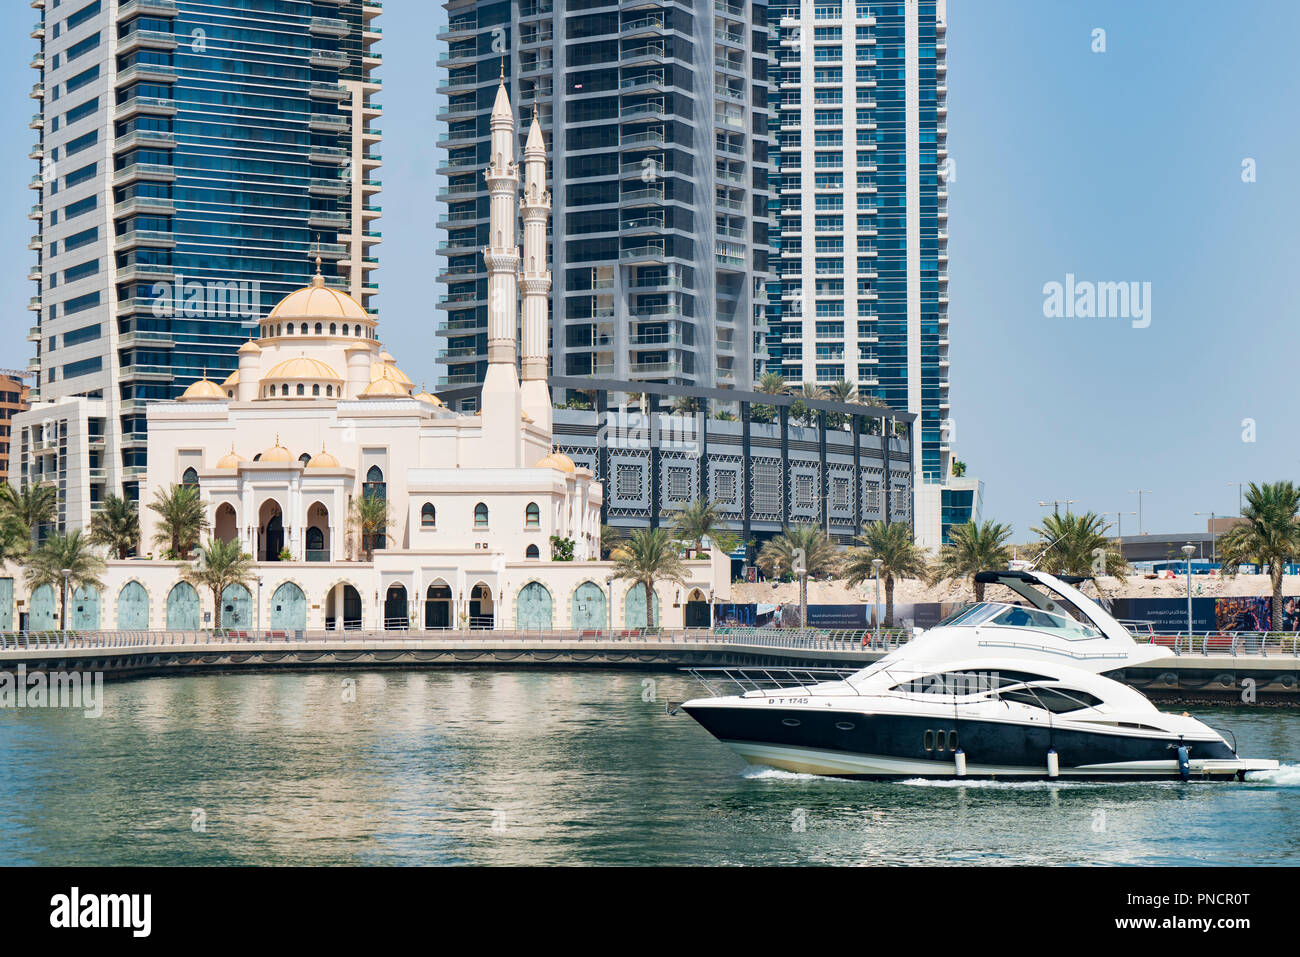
xmin=620 ymin=243 xmax=666 ymax=262
xmin=310 ymin=16 xmax=350 ymax=36
xmin=117 ymin=29 xmax=178 ymax=55
xmin=31 ymin=54 xmax=45 ymax=71
xmin=309 ymin=177 xmax=349 ymax=196
xmin=308 ymin=144 xmax=348 ymax=163
xmin=30 ymin=83 xmax=44 ymax=100
xmin=28 ymin=204 xmax=42 ymax=219
xmin=308 ymin=209 xmax=349 ymax=227
xmin=29 ymin=113 xmax=43 ymax=129
xmin=115 ymin=95 xmax=177 ymax=119
xmin=115 ymin=63 xmax=178 ymax=86
xmin=309 ymin=80 xmax=349 ymax=100
xmin=118 ymin=329 xmax=175 ymax=348
xmin=114 ymin=227 xmax=175 ymax=250
xmin=310 ymin=112 xmax=349 ymax=132
xmin=309 ymin=49 xmax=350 ymax=69
xmin=114 ymin=162 xmax=176 ymax=185
xmin=114 ymin=195 xmax=175 ymax=216
xmin=27 ymin=234 xmax=42 ymax=251
xmin=116 ymin=263 xmax=174 ymax=283
xmin=28 ymin=175 xmax=44 ymax=191
xmin=31 ymin=20 xmax=44 ymax=39
xmin=117 ymin=0 xmax=178 ymax=16
xmin=115 ymin=128 xmax=176 ymax=152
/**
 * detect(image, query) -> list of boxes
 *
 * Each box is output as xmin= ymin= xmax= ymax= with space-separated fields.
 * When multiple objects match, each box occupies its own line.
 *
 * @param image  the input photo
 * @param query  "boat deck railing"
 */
xmin=681 ymin=666 xmax=864 ymax=698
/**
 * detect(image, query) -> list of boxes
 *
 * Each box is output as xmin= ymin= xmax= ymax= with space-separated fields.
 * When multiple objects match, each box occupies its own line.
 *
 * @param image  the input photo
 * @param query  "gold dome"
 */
xmin=413 ymin=382 xmax=445 ymax=407
xmin=263 ymin=356 xmax=342 ymax=382
xmin=179 ymin=377 xmax=226 ymax=401
xmin=267 ymin=261 xmax=370 ymax=324
xmin=534 ymin=452 xmax=576 ymax=473
xmin=237 ymin=339 xmax=261 ymax=355
xmin=306 ymin=446 xmax=341 ymax=469
xmin=222 ymin=369 xmax=239 ymax=386
xmin=360 ymin=377 xmax=408 ymax=398
xmin=370 ymin=360 xmax=414 ymax=387
xmin=215 ymin=446 xmax=242 ymax=470
xmin=259 ymin=435 xmax=294 ymax=463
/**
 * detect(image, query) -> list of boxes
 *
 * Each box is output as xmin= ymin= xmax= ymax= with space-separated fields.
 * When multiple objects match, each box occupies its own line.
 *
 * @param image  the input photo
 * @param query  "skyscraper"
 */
xmin=436 ymin=0 xmax=773 ymax=403
xmin=20 ymin=0 xmax=382 ymax=530
xmin=767 ymin=0 xmax=975 ymax=546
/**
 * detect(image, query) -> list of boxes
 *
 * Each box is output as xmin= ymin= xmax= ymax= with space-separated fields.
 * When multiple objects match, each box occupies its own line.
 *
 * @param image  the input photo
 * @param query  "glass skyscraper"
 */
xmin=22 ymin=0 xmax=381 ymax=526
xmin=436 ymin=0 xmax=773 ymax=402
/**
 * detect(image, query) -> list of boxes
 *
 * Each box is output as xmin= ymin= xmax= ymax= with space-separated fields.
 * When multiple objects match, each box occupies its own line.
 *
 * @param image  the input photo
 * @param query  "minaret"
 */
xmin=520 ymin=104 xmax=553 ymax=433
xmin=478 ymin=70 xmax=523 ymax=465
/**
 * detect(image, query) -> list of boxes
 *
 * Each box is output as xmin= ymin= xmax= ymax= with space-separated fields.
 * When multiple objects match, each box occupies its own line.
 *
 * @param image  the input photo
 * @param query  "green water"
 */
xmin=1 ymin=670 xmax=1297 ymax=865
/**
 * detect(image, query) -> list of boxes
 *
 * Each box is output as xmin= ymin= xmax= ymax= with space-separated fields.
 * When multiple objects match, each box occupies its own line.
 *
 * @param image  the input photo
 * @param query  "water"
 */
xmin=1 ymin=670 xmax=1297 ymax=865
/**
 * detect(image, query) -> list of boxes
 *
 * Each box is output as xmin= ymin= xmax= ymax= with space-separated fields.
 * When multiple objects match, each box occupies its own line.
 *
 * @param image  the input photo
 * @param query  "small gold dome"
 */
xmin=534 ymin=452 xmax=576 ymax=473
xmin=179 ymin=378 xmax=225 ymax=401
xmin=370 ymin=360 xmax=414 ymax=387
xmin=360 ymin=377 xmax=408 ymax=398
xmin=264 ymin=356 xmax=342 ymax=381
xmin=237 ymin=339 xmax=261 ymax=355
xmin=413 ymin=382 xmax=445 ymax=407
xmin=259 ymin=435 xmax=294 ymax=463
xmin=306 ymin=446 xmax=341 ymax=469
xmin=222 ymin=369 xmax=239 ymax=386
xmin=215 ymin=446 xmax=242 ymax=470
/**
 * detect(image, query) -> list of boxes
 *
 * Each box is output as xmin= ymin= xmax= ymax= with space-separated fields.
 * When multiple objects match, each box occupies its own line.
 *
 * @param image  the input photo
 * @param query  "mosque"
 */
xmin=9 ymin=79 xmax=729 ymax=634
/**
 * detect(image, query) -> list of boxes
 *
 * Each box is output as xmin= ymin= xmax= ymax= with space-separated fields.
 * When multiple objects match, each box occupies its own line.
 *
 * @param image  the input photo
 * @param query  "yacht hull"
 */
xmin=683 ymin=704 xmax=1268 ymax=781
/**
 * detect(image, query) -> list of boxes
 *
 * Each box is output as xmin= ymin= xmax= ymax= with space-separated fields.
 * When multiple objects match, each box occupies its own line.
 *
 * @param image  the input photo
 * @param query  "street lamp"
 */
xmin=1193 ymin=511 xmax=1217 ymax=565
xmin=605 ymin=575 xmax=614 ymax=637
xmin=1228 ymin=482 xmax=1245 ymax=514
xmin=1102 ymin=510 xmax=1136 ymax=539
xmin=60 ymin=568 xmax=70 ymax=631
xmin=792 ymin=551 xmax=808 ymax=631
xmin=1038 ymin=499 xmax=1076 ymax=516
xmin=1181 ymin=544 xmax=1196 ymax=636
xmin=256 ymin=577 xmax=263 ymax=637
xmin=1128 ymin=489 xmax=1153 ymax=535
xmin=872 ymin=557 xmax=883 ymax=646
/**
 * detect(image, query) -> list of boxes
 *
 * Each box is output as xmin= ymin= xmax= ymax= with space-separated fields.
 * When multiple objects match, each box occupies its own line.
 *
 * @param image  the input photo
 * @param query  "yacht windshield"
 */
xmin=934 ymin=603 xmax=1005 ymax=628
xmin=988 ymin=605 xmax=1100 ymax=639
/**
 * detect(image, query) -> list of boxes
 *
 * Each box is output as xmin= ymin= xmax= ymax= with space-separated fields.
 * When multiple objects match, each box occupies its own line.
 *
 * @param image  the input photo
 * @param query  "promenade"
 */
xmin=1 ymin=627 xmax=1299 ymax=702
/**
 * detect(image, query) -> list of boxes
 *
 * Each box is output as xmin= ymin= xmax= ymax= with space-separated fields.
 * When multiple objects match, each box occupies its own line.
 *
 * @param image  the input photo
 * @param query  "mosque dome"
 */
xmin=264 ymin=356 xmax=342 ymax=381
xmin=306 ymin=446 xmax=341 ymax=469
xmin=370 ymin=354 xmax=414 ymax=387
xmin=259 ymin=355 xmax=344 ymax=399
xmin=215 ymin=447 xmax=242 ymax=470
xmin=222 ymin=370 xmax=239 ymax=387
xmin=237 ymin=339 xmax=261 ymax=355
xmin=259 ymin=436 xmax=294 ymax=463
xmin=179 ymin=377 xmax=225 ymax=401
xmin=257 ymin=259 xmax=375 ymax=340
xmin=360 ymin=377 xmax=409 ymax=398
xmin=534 ymin=452 xmax=576 ymax=473
xmin=413 ymin=386 xmax=445 ymax=407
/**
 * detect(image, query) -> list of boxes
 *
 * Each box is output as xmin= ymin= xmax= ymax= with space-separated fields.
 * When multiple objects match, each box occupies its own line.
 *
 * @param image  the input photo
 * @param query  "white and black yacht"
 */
xmin=680 ymin=570 xmax=1278 ymax=781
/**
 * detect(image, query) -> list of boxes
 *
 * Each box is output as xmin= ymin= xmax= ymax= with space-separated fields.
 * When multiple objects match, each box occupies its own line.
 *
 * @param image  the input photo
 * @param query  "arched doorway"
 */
xmin=425 ymin=581 xmax=452 ymax=629
xmin=624 ymin=585 xmax=661 ymax=630
xmin=306 ymin=501 xmax=330 ymax=561
xmin=516 ymin=581 xmax=553 ymax=631
xmin=117 ymin=581 xmax=149 ymax=630
xmin=469 ymin=582 xmax=493 ymax=629
xmin=384 ymin=583 xmax=409 ymax=630
xmin=70 ymin=585 xmax=100 ymax=630
xmin=270 ymin=582 xmax=306 ymax=631
xmin=166 ymin=582 xmax=200 ymax=629
xmin=214 ymin=503 xmax=237 ymax=544
xmin=259 ymin=499 xmax=284 ymax=561
xmin=684 ymin=588 xmax=711 ymax=629
xmin=220 ymin=583 xmax=251 ymax=629
xmin=571 ymin=581 xmax=607 ymax=632
xmin=30 ymin=583 xmax=57 ymax=631
xmin=325 ymin=583 xmax=363 ymax=631
xmin=0 ymin=578 xmax=13 ymax=630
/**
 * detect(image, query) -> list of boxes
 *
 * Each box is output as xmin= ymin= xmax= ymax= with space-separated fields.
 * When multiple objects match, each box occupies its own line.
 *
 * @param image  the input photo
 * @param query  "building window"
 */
xmin=474 ymin=502 xmax=489 ymax=528
xmin=525 ymin=502 xmax=540 ymax=527
xmin=421 ymin=503 xmax=436 ymax=528
xmin=526 ymin=544 xmax=540 ymax=559
xmin=299 ymin=453 xmax=312 ymax=466
xmin=364 ymin=465 xmax=386 ymax=500
xmin=296 ymin=384 xmax=305 ymax=396
xmin=181 ymin=467 xmax=198 ymax=488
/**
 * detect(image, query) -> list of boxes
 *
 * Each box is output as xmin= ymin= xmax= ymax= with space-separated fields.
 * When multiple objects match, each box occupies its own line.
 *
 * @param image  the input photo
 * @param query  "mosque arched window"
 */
xmin=281 ymin=384 xmax=289 ymax=396
xmin=315 ymin=323 xmax=323 ymax=334
xmin=287 ymin=324 xmax=294 ymax=335
xmin=421 ymin=503 xmax=436 ymax=529
xmin=329 ymin=323 xmax=337 ymax=335
xmin=526 ymin=544 xmax=540 ymax=560
xmin=326 ymin=385 xmax=334 ymax=397
xmin=363 ymin=465 xmax=386 ymax=500
xmin=474 ymin=503 xmax=489 ymax=528
xmin=299 ymin=453 xmax=312 ymax=466
xmin=525 ymin=502 xmax=540 ymax=528
xmin=181 ymin=467 xmax=198 ymax=488
xmin=297 ymin=384 xmax=305 ymax=396
xmin=312 ymin=384 xmax=320 ymax=396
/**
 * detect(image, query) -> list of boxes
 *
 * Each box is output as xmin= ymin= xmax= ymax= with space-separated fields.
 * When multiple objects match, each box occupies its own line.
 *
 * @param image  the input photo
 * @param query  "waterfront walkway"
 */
xmin=0 ymin=627 xmax=1298 ymax=700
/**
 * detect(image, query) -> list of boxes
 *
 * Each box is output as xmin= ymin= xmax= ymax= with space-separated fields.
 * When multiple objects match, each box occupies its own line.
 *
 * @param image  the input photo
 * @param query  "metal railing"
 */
xmin=1133 ymin=632 xmax=1300 ymax=657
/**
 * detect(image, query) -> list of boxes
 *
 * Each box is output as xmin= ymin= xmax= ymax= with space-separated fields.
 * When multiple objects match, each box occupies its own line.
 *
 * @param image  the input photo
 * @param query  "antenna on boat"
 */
xmin=1026 ymin=531 xmax=1070 ymax=571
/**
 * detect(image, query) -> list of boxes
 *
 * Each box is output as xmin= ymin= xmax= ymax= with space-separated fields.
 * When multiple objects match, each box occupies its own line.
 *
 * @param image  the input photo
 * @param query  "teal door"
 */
xmin=30 ymin=583 xmax=57 ymax=631
xmin=270 ymin=582 xmax=306 ymax=631
xmin=221 ymin=583 xmax=252 ymax=629
xmin=516 ymin=581 xmax=553 ymax=630
xmin=166 ymin=582 xmax=200 ymax=629
xmin=0 ymin=578 xmax=12 ymax=630
xmin=624 ymin=585 xmax=661 ymax=629
xmin=571 ymin=581 xmax=606 ymax=631
xmin=117 ymin=581 xmax=149 ymax=630
xmin=70 ymin=585 xmax=101 ymax=630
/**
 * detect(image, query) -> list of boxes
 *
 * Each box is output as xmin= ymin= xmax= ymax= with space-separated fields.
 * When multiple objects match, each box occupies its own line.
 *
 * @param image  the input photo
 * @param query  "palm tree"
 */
xmin=670 ymin=394 xmax=701 ymax=416
xmin=600 ymin=524 xmax=624 ymax=561
xmin=147 ymin=484 xmax=209 ymax=559
xmin=822 ymin=378 xmax=859 ymax=430
xmin=929 ymin=520 xmax=1014 ymax=600
xmin=1029 ymin=511 xmax=1127 ymax=586
xmin=670 ymin=499 xmax=738 ymax=555
xmin=0 ymin=482 xmax=57 ymax=550
xmin=183 ymin=538 xmax=255 ymax=631
xmin=25 ymin=530 xmax=105 ymax=630
xmin=89 ymin=494 xmax=140 ymax=559
xmin=1217 ymin=481 xmax=1300 ymax=629
xmin=752 ymin=372 xmax=788 ymax=424
xmin=844 ymin=521 xmax=928 ymax=626
xmin=757 ymin=525 xmax=840 ymax=621
xmin=611 ymin=527 xmax=688 ymax=630
xmin=790 ymin=382 xmax=825 ymax=427
xmin=349 ymin=493 xmax=392 ymax=561
xmin=0 ymin=516 xmax=28 ymax=568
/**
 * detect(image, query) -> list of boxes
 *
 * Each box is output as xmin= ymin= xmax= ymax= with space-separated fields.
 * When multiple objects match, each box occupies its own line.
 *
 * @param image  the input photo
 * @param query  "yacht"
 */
xmin=679 ymin=570 xmax=1278 ymax=781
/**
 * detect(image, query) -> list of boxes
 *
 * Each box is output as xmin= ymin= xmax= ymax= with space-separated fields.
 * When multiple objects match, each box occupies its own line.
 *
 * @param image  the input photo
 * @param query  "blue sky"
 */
xmin=4 ymin=1 xmax=1297 ymax=538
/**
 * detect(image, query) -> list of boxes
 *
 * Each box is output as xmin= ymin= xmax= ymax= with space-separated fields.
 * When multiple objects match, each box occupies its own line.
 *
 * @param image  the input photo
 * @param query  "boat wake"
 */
xmin=740 ymin=766 xmax=822 ymax=782
xmin=1243 ymin=764 xmax=1300 ymax=786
